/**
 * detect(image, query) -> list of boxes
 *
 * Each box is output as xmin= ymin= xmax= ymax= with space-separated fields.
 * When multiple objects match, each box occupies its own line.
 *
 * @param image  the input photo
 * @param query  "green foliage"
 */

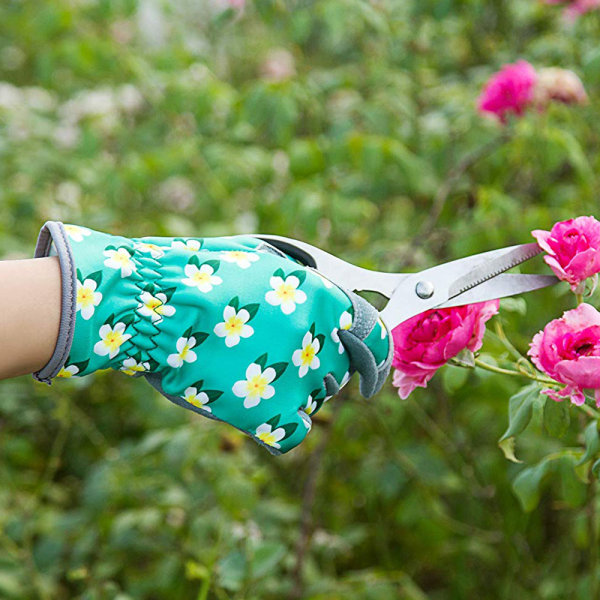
xmin=2 ymin=0 xmax=600 ymax=598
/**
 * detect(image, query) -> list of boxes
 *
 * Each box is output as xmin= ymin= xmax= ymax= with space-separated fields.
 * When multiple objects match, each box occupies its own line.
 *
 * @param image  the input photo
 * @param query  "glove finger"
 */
xmin=338 ymin=291 xmax=392 ymax=398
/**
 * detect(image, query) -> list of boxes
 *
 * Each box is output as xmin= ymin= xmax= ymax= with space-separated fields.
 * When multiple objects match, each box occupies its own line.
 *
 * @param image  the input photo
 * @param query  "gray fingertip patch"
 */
xmin=323 ymin=372 xmax=341 ymax=396
xmin=338 ymin=330 xmax=379 ymax=398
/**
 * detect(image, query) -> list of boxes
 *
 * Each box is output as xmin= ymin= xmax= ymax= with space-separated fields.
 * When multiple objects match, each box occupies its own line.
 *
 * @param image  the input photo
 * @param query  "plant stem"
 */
xmin=576 ymin=293 xmax=584 ymax=305
xmin=473 ymin=358 xmax=554 ymax=385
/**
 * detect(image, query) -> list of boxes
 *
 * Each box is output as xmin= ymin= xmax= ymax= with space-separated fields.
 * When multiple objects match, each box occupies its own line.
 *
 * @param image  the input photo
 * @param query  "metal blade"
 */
xmin=439 ymin=274 xmax=558 ymax=308
xmin=447 ymin=242 xmax=542 ymax=300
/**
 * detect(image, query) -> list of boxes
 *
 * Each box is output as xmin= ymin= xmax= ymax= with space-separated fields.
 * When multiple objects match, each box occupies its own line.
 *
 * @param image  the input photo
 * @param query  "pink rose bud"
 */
xmin=528 ymin=303 xmax=600 ymax=407
xmin=532 ymin=216 xmax=600 ymax=292
xmin=391 ymin=300 xmax=499 ymax=399
xmin=477 ymin=60 xmax=537 ymax=123
xmin=534 ymin=67 xmax=588 ymax=107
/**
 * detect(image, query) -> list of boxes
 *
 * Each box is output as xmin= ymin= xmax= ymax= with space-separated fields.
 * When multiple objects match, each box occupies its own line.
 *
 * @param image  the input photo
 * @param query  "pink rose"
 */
xmin=532 ymin=216 xmax=600 ymax=292
xmin=391 ymin=300 xmax=499 ymax=399
xmin=477 ymin=60 xmax=537 ymax=123
xmin=534 ymin=68 xmax=588 ymax=107
xmin=528 ymin=303 xmax=600 ymax=407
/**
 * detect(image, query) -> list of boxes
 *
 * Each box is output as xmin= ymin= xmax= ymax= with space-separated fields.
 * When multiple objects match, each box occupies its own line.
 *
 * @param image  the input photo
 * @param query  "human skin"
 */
xmin=0 ymin=256 xmax=61 ymax=379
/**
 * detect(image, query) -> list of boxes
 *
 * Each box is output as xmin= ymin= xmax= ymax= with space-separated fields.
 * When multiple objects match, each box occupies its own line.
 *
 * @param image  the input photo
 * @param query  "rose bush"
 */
xmin=391 ymin=300 xmax=499 ymax=399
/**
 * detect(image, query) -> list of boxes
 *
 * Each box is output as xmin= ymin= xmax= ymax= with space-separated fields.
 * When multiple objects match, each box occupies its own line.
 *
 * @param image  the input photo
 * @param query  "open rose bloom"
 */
xmin=392 ymin=301 xmax=499 ymax=399
xmin=529 ymin=303 xmax=600 ymax=407
xmin=477 ymin=60 xmax=537 ymax=122
xmin=532 ymin=216 xmax=600 ymax=292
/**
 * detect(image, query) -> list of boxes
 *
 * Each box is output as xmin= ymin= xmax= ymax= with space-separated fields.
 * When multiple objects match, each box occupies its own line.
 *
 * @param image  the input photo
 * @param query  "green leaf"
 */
xmin=205 ymin=390 xmax=223 ymax=402
xmin=442 ymin=365 xmax=469 ymax=394
xmin=512 ymin=453 xmax=587 ymax=511
xmin=499 ymin=384 xmax=541 ymax=443
xmin=273 ymin=268 xmax=285 ymax=279
xmin=282 ymin=422 xmax=298 ymax=438
xmin=229 ymin=296 xmax=240 ymax=310
xmin=498 ymin=437 xmax=521 ymax=464
xmin=120 ymin=314 xmax=135 ymax=327
xmin=255 ymin=353 xmax=268 ymax=369
xmin=189 ymin=254 xmax=200 ymax=267
xmin=183 ymin=326 xmax=193 ymax=338
xmin=162 ymin=287 xmax=177 ymax=301
xmin=543 ymin=397 xmax=570 ymax=438
xmin=578 ymin=421 xmax=600 ymax=466
xmin=190 ymin=332 xmax=209 ymax=346
xmin=592 ymin=458 xmax=600 ymax=478
xmin=250 ymin=542 xmax=286 ymax=579
xmin=290 ymin=269 xmax=306 ymax=285
xmin=315 ymin=334 xmax=326 ymax=352
xmin=499 ymin=297 xmax=526 ymax=315
xmin=242 ymin=302 xmax=259 ymax=320
xmin=266 ymin=414 xmax=280 ymax=428
xmin=498 ymin=384 xmax=542 ymax=463
xmin=202 ymin=259 xmax=220 ymax=273
xmin=269 ymin=362 xmax=288 ymax=381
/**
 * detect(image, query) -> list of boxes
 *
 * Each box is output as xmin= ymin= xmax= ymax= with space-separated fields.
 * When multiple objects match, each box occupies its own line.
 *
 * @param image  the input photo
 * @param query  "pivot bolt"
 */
xmin=415 ymin=280 xmax=435 ymax=299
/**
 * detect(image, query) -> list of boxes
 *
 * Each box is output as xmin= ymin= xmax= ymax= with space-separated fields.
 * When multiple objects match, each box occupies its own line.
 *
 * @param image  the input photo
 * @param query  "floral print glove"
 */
xmin=33 ymin=222 xmax=392 ymax=454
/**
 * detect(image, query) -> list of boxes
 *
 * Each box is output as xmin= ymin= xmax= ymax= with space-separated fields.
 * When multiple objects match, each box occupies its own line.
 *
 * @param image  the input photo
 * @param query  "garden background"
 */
xmin=1 ymin=1 xmax=600 ymax=598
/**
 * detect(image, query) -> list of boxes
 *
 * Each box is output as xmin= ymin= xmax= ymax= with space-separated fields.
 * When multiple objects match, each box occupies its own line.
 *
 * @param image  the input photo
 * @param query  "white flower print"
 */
xmin=292 ymin=331 xmax=321 ymax=378
xmin=255 ymin=423 xmax=286 ymax=449
xmin=265 ymin=275 xmax=307 ymax=315
xmin=182 ymin=387 xmax=211 ymax=412
xmin=104 ymin=247 xmax=136 ymax=277
xmin=167 ymin=335 xmax=198 ymax=368
xmin=232 ymin=363 xmax=276 ymax=408
xmin=134 ymin=241 xmax=165 ymax=259
xmin=76 ymin=278 xmax=102 ymax=320
xmin=331 ymin=311 xmax=353 ymax=354
xmin=56 ymin=365 xmax=79 ymax=378
xmin=93 ymin=323 xmax=132 ymax=359
xmin=221 ymin=250 xmax=259 ymax=269
xmin=121 ymin=358 xmax=150 ymax=376
xmin=305 ymin=394 xmax=318 ymax=415
xmin=182 ymin=263 xmax=223 ymax=293
xmin=171 ymin=239 xmax=202 ymax=252
xmin=64 ymin=224 xmax=91 ymax=242
xmin=137 ymin=291 xmax=176 ymax=322
xmin=213 ymin=305 xmax=254 ymax=347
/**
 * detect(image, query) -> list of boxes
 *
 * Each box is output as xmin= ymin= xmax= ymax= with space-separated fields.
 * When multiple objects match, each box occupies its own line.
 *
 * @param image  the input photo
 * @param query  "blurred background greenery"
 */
xmin=1 ymin=1 xmax=600 ymax=598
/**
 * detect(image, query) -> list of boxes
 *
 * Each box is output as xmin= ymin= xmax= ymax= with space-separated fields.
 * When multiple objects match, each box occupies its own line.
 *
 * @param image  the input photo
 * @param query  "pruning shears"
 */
xmin=256 ymin=235 xmax=559 ymax=330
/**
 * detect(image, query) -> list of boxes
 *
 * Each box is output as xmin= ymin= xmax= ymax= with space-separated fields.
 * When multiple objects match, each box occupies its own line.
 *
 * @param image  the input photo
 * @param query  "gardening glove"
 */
xmin=33 ymin=221 xmax=392 ymax=454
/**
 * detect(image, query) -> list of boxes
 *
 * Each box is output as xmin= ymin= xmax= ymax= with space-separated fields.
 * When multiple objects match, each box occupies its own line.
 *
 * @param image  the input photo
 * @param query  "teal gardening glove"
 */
xmin=33 ymin=222 xmax=392 ymax=454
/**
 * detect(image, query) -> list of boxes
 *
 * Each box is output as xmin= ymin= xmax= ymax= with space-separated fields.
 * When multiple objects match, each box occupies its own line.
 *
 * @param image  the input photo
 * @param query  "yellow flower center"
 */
xmin=104 ymin=331 xmax=126 ymax=352
xmin=228 ymin=251 xmax=246 ymax=260
xmin=192 ymin=271 xmax=211 ymax=284
xmin=185 ymin=394 xmax=204 ymax=408
xmin=300 ymin=345 xmax=316 ymax=365
xmin=78 ymin=287 xmax=93 ymax=307
xmin=276 ymin=283 xmax=295 ymax=301
xmin=180 ymin=343 xmax=191 ymax=359
xmin=225 ymin=316 xmax=244 ymax=335
xmin=113 ymin=251 xmax=131 ymax=266
xmin=247 ymin=374 xmax=268 ymax=396
xmin=145 ymin=297 xmax=163 ymax=313
xmin=57 ymin=368 xmax=73 ymax=378
xmin=257 ymin=431 xmax=277 ymax=446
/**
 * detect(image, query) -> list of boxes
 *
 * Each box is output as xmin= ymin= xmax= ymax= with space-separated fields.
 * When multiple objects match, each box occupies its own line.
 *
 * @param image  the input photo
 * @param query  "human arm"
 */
xmin=0 ymin=256 xmax=62 ymax=380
